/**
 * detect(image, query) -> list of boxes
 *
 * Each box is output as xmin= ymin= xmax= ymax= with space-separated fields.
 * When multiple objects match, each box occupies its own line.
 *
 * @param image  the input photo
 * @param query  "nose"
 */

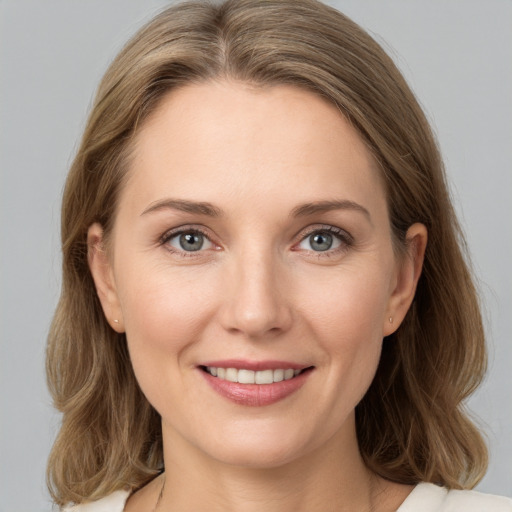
xmin=219 ymin=250 xmax=293 ymax=339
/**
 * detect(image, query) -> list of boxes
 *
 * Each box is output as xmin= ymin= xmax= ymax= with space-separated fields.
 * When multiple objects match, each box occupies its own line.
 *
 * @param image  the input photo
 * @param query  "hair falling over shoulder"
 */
xmin=47 ymin=0 xmax=488 ymax=506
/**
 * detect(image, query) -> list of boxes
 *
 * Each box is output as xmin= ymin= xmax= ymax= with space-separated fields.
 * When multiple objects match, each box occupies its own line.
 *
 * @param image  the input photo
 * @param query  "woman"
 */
xmin=46 ymin=0 xmax=511 ymax=510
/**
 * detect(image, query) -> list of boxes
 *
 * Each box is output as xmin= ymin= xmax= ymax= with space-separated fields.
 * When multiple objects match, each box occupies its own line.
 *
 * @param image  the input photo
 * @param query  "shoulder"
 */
xmin=62 ymin=490 xmax=130 ymax=512
xmin=444 ymin=487 xmax=512 ymax=511
xmin=399 ymin=482 xmax=512 ymax=511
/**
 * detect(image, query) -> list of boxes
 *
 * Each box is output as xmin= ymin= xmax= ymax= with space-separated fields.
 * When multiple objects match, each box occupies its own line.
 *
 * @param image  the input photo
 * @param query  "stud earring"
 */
xmin=388 ymin=317 xmax=393 ymax=324
xmin=114 ymin=319 xmax=119 ymax=324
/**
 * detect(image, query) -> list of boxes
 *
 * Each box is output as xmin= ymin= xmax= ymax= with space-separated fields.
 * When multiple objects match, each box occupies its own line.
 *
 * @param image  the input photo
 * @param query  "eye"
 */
xmin=165 ymin=229 xmax=214 ymax=252
xmin=302 ymin=232 xmax=340 ymax=252
xmin=296 ymin=226 xmax=351 ymax=254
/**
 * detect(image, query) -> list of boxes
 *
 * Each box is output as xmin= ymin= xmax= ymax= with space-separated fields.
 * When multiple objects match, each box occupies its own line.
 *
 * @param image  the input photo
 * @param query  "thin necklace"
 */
xmin=151 ymin=473 xmax=165 ymax=512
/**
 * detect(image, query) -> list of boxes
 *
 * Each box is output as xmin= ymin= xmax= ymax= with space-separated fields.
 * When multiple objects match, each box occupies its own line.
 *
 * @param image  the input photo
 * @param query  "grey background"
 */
xmin=1 ymin=1 xmax=510 ymax=510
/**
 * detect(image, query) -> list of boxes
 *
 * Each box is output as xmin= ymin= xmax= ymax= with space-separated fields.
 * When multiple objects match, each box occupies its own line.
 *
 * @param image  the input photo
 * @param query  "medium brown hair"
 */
xmin=47 ymin=0 xmax=487 ymax=506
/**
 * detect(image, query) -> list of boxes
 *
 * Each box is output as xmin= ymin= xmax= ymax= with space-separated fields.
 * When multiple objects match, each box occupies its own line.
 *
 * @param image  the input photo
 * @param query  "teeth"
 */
xmin=238 ymin=369 xmax=255 ymax=384
xmin=225 ymin=368 xmax=237 ymax=382
xmin=273 ymin=369 xmax=284 ymax=382
xmin=255 ymin=369 xmax=273 ymax=384
xmin=205 ymin=366 xmax=303 ymax=384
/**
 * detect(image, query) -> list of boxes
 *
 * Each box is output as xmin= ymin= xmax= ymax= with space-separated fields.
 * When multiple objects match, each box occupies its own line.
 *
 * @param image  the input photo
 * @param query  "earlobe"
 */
xmin=384 ymin=223 xmax=427 ymax=336
xmin=87 ymin=223 xmax=125 ymax=332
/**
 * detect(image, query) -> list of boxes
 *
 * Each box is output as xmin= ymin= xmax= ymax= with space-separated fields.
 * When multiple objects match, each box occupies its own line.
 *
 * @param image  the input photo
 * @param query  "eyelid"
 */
xmin=296 ymin=224 xmax=353 ymax=244
xmin=160 ymin=224 xmax=210 ymax=243
xmin=158 ymin=223 xmax=352 ymax=258
xmin=159 ymin=224 xmax=220 ymax=255
xmin=293 ymin=224 xmax=354 ymax=255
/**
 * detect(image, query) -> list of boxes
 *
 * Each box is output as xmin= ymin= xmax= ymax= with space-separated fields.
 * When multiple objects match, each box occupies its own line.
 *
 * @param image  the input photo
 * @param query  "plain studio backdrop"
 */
xmin=1 ymin=1 xmax=511 ymax=510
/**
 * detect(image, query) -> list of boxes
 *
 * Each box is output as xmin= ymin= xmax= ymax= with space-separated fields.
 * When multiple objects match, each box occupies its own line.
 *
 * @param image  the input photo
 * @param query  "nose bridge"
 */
xmin=221 ymin=242 xmax=292 ymax=338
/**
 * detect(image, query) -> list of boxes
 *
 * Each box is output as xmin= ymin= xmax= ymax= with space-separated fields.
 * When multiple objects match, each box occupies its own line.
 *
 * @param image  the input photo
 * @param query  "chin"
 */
xmin=198 ymin=420 xmax=326 ymax=470
xmin=211 ymin=441 xmax=307 ymax=469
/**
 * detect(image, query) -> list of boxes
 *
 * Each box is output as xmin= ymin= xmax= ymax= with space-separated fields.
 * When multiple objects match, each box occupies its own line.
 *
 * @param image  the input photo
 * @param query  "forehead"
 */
xmin=123 ymin=81 xmax=386 ymax=216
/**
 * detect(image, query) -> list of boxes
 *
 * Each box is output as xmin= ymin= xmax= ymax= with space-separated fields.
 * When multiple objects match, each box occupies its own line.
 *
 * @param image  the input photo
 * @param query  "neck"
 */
xmin=157 ymin=419 xmax=382 ymax=512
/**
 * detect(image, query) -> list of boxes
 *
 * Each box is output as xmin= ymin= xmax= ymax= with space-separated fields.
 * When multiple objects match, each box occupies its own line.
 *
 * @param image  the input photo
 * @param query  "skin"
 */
xmin=88 ymin=81 xmax=427 ymax=512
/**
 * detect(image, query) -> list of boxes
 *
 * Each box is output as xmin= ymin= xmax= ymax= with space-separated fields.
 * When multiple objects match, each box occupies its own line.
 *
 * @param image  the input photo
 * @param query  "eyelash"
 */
xmin=160 ymin=225 xmax=216 ymax=259
xmin=294 ymin=224 xmax=353 ymax=258
xmin=159 ymin=224 xmax=353 ymax=259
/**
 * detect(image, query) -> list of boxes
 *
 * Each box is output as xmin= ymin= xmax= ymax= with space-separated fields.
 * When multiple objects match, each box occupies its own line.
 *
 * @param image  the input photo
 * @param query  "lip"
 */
xmin=200 ymin=359 xmax=307 ymax=371
xmin=198 ymin=361 xmax=313 ymax=407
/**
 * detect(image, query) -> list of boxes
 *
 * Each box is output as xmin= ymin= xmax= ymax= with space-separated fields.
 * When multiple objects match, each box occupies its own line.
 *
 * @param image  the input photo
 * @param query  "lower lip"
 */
xmin=200 ymin=368 xmax=312 ymax=407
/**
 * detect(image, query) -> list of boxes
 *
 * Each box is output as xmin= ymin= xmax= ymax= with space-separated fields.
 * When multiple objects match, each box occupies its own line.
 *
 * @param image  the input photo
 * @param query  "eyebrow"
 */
xmin=140 ymin=198 xmax=371 ymax=222
xmin=290 ymin=200 xmax=371 ymax=222
xmin=141 ymin=199 xmax=222 ymax=217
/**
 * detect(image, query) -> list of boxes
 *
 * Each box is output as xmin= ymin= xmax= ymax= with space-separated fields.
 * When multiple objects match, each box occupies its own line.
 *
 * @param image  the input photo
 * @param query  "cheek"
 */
xmin=116 ymin=263 xmax=222 ymax=413
xmin=297 ymin=263 xmax=391 ymax=342
xmin=116 ymin=262 xmax=220 ymax=363
xmin=295 ymin=262 xmax=392 ymax=390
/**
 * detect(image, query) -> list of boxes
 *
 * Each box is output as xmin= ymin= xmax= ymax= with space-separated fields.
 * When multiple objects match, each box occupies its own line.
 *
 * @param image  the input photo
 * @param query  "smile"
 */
xmin=199 ymin=363 xmax=313 ymax=406
xmin=204 ymin=367 xmax=302 ymax=384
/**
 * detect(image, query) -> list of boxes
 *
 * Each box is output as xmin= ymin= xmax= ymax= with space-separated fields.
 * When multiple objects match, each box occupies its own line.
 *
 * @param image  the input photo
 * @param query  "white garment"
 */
xmin=64 ymin=482 xmax=512 ymax=511
xmin=63 ymin=490 xmax=128 ymax=512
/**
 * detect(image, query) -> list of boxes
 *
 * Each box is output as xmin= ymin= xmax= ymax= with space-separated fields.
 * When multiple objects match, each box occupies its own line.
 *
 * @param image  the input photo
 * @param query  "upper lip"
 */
xmin=199 ymin=359 xmax=311 ymax=371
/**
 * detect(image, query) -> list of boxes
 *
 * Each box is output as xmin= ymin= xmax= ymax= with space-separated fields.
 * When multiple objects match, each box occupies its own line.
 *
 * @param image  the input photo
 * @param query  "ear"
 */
xmin=383 ymin=223 xmax=427 ymax=336
xmin=87 ymin=223 xmax=125 ymax=332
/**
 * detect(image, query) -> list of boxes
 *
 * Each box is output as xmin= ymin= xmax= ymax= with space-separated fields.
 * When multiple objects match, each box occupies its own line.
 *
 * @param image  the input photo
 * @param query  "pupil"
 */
xmin=311 ymin=232 xmax=332 ymax=251
xmin=179 ymin=233 xmax=203 ymax=251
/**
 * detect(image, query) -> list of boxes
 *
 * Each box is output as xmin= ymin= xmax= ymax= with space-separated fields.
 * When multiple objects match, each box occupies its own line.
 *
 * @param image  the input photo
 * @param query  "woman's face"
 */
xmin=89 ymin=81 xmax=424 ymax=468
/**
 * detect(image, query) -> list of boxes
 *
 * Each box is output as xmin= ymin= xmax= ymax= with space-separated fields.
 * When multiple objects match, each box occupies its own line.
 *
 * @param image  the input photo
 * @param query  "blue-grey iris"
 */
xmin=179 ymin=233 xmax=204 ymax=251
xmin=310 ymin=232 xmax=333 ymax=251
